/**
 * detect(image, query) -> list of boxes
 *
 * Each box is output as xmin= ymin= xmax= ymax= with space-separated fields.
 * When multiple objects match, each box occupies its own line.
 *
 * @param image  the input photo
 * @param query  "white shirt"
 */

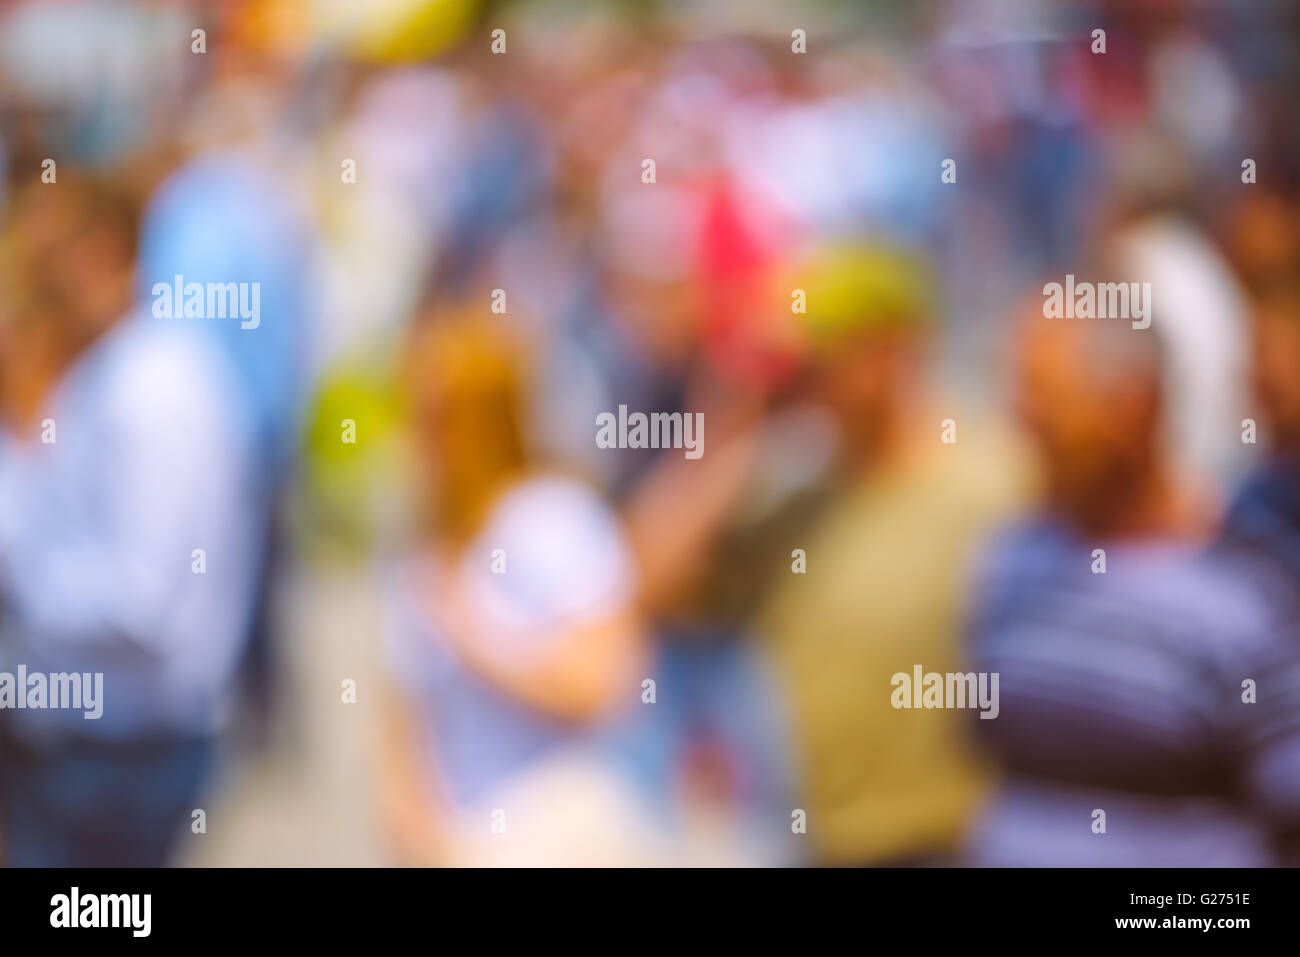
xmin=0 ymin=313 xmax=260 ymax=742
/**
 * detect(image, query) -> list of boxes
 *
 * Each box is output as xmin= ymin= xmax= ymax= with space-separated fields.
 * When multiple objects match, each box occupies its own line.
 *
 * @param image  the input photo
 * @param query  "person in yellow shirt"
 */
xmin=757 ymin=243 xmax=1029 ymax=865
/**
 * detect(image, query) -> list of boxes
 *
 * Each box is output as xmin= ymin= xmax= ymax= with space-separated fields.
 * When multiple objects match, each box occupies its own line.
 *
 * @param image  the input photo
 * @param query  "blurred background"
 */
xmin=1 ymin=0 xmax=1299 ymax=867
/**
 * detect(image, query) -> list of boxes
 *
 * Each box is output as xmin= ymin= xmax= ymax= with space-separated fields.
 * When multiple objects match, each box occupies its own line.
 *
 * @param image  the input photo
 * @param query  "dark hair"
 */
xmin=1 ymin=170 xmax=141 ymax=335
xmin=6 ymin=168 xmax=141 ymax=256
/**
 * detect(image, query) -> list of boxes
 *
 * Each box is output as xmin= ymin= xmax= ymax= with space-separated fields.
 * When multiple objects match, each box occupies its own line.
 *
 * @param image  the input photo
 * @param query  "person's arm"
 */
xmin=445 ymin=600 xmax=644 ymax=723
xmin=623 ymin=427 xmax=757 ymax=617
xmin=622 ymin=374 xmax=766 ymax=617
xmin=417 ymin=483 xmax=648 ymax=724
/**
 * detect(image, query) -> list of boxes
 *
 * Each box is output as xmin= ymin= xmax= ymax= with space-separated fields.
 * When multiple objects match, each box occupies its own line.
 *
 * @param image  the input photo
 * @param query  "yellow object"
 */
xmin=315 ymin=0 xmax=482 ymax=63
xmin=758 ymin=417 xmax=1028 ymax=865
xmin=794 ymin=241 xmax=937 ymax=347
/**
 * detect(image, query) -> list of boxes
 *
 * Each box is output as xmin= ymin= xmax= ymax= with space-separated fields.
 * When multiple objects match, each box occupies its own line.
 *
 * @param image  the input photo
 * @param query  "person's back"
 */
xmin=966 ymin=518 xmax=1300 ymax=866
xmin=965 ymin=281 xmax=1300 ymax=867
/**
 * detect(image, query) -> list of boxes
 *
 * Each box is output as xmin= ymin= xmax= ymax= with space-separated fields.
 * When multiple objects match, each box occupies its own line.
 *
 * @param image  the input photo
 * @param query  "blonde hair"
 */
xmin=405 ymin=309 xmax=532 ymax=546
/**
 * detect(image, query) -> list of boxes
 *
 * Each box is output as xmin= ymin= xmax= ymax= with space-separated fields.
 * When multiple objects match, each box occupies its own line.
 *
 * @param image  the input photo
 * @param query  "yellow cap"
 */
xmin=795 ymin=241 xmax=937 ymax=348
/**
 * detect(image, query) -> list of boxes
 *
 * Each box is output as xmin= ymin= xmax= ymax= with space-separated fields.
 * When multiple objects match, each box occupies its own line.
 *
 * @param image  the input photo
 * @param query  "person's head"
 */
xmin=798 ymin=241 xmax=936 ymax=463
xmin=1011 ymin=295 xmax=1166 ymax=531
xmin=1247 ymin=274 xmax=1300 ymax=461
xmin=403 ymin=306 xmax=531 ymax=544
xmin=599 ymin=182 xmax=707 ymax=370
xmin=0 ymin=171 xmax=139 ymax=355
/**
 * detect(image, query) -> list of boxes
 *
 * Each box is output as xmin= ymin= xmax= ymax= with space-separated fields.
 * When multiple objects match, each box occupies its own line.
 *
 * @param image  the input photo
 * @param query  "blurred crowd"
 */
xmin=1 ymin=0 xmax=1299 ymax=867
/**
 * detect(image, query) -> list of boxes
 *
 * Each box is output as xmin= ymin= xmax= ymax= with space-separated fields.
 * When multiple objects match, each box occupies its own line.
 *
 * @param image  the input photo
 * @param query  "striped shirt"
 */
xmin=1221 ymin=458 xmax=1300 ymax=614
xmin=965 ymin=516 xmax=1300 ymax=866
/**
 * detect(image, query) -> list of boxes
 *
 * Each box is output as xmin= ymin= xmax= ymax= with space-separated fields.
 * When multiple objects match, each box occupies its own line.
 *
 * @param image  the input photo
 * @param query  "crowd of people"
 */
xmin=0 ymin=0 xmax=1298 ymax=866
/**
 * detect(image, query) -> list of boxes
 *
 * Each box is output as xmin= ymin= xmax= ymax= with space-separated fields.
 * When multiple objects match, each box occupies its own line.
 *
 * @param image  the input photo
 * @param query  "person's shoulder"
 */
xmin=1146 ymin=546 xmax=1261 ymax=608
xmin=490 ymin=473 xmax=616 ymax=531
xmin=976 ymin=514 xmax=1069 ymax=574
xmin=475 ymin=473 xmax=633 ymax=603
xmin=965 ymin=514 xmax=1074 ymax=618
xmin=96 ymin=315 xmax=241 ymax=425
xmin=924 ymin=409 xmax=1035 ymax=518
xmin=1223 ymin=459 xmax=1300 ymax=538
xmin=1135 ymin=545 xmax=1284 ymax=660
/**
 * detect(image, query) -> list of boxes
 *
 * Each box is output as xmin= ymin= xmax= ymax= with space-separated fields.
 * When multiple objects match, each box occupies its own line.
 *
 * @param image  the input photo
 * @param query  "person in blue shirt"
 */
xmin=136 ymin=150 xmax=313 ymax=745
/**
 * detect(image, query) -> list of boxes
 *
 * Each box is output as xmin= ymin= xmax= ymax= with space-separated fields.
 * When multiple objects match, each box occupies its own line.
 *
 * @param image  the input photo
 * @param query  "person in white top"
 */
xmin=376 ymin=308 xmax=661 ymax=866
xmin=0 ymin=174 xmax=260 ymax=866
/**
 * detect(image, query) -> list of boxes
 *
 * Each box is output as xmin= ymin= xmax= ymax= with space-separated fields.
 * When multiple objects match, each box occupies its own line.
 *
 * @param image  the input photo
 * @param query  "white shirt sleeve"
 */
xmin=456 ymin=475 xmax=635 ymax=665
